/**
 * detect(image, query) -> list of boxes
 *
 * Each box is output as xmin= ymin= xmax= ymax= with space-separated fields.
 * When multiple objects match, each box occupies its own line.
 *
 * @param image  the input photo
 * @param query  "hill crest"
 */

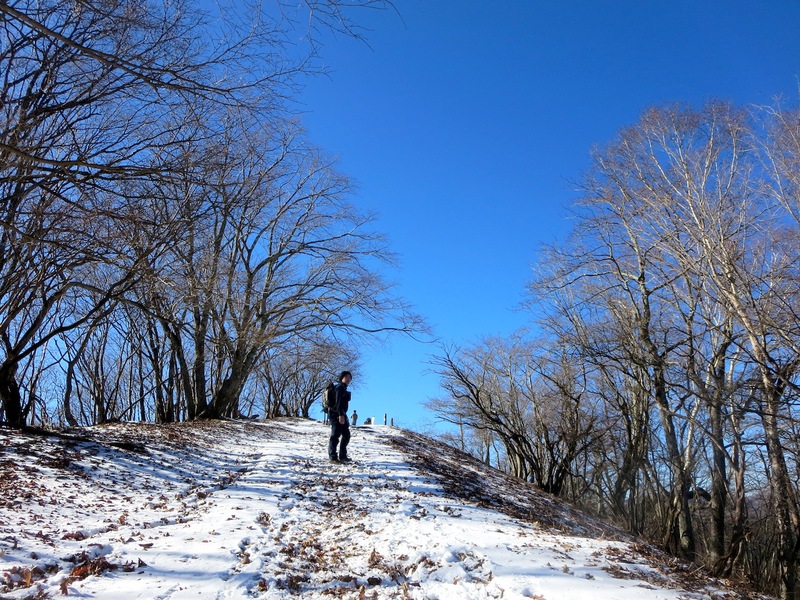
xmin=0 ymin=419 xmax=766 ymax=599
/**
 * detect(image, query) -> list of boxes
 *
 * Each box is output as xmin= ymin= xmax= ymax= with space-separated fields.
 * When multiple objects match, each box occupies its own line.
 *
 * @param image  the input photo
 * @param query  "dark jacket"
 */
xmin=332 ymin=382 xmax=351 ymax=418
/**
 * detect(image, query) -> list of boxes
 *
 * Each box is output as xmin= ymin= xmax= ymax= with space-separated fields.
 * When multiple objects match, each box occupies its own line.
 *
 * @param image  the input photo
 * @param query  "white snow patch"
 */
xmin=0 ymin=419 xmax=766 ymax=599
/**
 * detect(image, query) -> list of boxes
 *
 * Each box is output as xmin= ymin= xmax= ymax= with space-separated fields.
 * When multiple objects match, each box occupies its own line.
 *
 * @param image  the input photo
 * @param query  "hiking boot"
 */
xmin=339 ymin=456 xmax=352 ymax=463
xmin=329 ymin=456 xmax=340 ymax=463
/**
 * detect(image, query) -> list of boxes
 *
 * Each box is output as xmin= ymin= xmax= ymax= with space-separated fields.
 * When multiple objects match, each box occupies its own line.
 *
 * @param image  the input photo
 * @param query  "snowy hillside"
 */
xmin=0 ymin=419 xmax=767 ymax=599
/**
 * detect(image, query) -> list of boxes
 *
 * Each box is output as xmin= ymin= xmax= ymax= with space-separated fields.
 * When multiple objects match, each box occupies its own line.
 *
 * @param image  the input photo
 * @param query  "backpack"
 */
xmin=321 ymin=381 xmax=336 ymax=413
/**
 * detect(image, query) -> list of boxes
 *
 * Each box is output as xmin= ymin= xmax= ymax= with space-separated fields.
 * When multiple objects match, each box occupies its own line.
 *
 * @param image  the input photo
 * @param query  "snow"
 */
xmin=0 ymin=419 xmax=765 ymax=599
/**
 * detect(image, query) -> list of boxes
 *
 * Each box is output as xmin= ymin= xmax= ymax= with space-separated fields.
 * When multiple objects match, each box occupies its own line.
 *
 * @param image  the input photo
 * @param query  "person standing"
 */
xmin=350 ymin=410 xmax=358 ymax=426
xmin=328 ymin=371 xmax=352 ymax=463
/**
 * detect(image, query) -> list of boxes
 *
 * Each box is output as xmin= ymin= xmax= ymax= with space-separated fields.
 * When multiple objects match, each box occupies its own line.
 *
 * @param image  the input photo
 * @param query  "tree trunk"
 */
xmin=713 ymin=415 xmax=748 ymax=578
xmin=762 ymin=380 xmax=799 ymax=600
xmin=208 ymin=374 xmax=243 ymax=419
xmin=191 ymin=320 xmax=208 ymax=420
xmin=653 ymin=364 xmax=696 ymax=561
xmin=206 ymin=347 xmax=258 ymax=419
xmin=0 ymin=359 xmax=24 ymax=428
xmin=708 ymin=394 xmax=727 ymax=567
xmin=62 ymin=357 xmax=80 ymax=427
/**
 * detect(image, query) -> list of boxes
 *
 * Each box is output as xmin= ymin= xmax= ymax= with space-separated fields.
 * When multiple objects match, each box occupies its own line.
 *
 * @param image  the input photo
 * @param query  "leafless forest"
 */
xmin=428 ymin=102 xmax=800 ymax=599
xmin=3 ymin=1 xmax=800 ymax=598
xmin=0 ymin=0 xmax=420 ymax=428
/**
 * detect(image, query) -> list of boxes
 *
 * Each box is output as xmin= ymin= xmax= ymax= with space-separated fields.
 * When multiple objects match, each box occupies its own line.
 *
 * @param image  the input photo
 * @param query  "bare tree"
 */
xmin=527 ymin=101 xmax=800 ymax=596
xmin=428 ymin=335 xmax=601 ymax=495
xmin=634 ymin=103 xmax=800 ymax=598
xmin=0 ymin=0 xmax=399 ymax=428
xmin=254 ymin=334 xmax=360 ymax=419
xmin=533 ymin=146 xmax=699 ymax=558
xmin=130 ymin=114 xmax=422 ymax=421
xmin=0 ymin=0 xmax=260 ymax=427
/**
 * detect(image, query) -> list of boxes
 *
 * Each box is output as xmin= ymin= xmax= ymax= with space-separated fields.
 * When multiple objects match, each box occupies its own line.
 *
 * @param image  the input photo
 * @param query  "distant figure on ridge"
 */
xmin=351 ymin=410 xmax=358 ymax=426
xmin=328 ymin=371 xmax=353 ymax=464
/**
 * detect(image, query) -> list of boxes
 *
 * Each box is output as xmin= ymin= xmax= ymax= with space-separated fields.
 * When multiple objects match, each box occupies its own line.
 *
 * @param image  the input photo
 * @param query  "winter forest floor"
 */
xmin=0 ymin=418 xmax=771 ymax=599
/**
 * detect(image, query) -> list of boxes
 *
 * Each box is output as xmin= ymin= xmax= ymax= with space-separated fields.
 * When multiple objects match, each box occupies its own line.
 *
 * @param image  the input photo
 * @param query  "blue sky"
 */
xmin=296 ymin=1 xmax=800 ymax=432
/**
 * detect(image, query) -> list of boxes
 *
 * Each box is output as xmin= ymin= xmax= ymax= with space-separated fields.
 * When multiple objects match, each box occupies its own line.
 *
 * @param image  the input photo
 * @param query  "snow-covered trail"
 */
xmin=247 ymin=422 xmax=512 ymax=599
xmin=2 ymin=419 xmax=754 ymax=599
xmin=97 ymin=420 xmax=514 ymax=599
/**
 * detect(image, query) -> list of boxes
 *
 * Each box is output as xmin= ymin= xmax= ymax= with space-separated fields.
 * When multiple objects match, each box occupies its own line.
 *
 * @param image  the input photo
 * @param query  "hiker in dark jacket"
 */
xmin=328 ymin=371 xmax=352 ymax=463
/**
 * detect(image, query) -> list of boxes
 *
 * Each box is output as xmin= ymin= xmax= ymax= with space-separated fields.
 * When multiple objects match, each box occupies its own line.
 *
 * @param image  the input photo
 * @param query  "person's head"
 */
xmin=339 ymin=370 xmax=352 ymax=384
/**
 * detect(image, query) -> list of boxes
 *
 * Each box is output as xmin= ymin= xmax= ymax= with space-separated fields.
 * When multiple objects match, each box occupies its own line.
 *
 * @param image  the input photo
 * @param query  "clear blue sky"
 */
xmin=296 ymin=1 xmax=800 ymax=432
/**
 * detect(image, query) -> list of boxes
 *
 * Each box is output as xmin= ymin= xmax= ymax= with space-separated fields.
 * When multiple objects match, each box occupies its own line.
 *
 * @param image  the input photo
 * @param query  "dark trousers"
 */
xmin=328 ymin=417 xmax=350 ymax=459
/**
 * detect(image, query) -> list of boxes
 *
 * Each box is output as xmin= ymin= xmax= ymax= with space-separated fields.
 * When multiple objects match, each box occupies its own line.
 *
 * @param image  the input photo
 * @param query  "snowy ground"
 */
xmin=0 ymin=418 xmax=767 ymax=599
